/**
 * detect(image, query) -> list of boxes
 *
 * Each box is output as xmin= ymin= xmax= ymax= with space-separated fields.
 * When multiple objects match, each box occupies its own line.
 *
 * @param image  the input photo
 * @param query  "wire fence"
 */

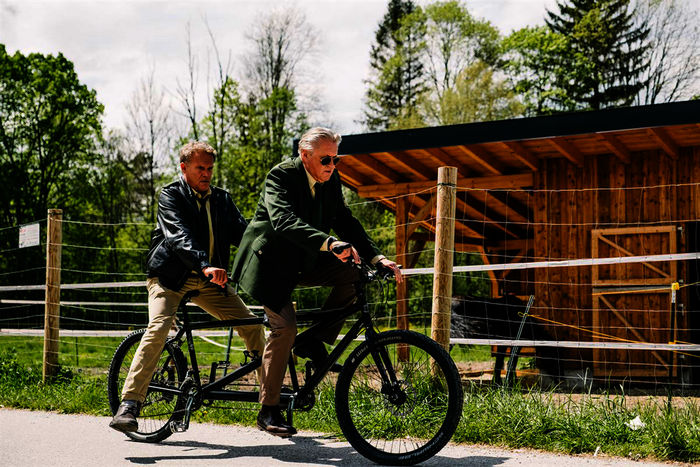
xmin=2 ymin=178 xmax=700 ymax=394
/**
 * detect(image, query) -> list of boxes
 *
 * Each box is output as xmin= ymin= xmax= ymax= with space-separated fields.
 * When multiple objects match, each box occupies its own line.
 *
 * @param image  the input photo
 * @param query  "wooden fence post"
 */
xmin=395 ymin=197 xmax=409 ymax=332
xmin=43 ymin=209 xmax=62 ymax=382
xmin=431 ymin=167 xmax=457 ymax=350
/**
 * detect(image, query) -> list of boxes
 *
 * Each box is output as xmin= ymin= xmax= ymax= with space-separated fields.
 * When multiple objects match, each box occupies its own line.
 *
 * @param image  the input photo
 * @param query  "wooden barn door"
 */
xmin=591 ymin=226 xmax=677 ymax=380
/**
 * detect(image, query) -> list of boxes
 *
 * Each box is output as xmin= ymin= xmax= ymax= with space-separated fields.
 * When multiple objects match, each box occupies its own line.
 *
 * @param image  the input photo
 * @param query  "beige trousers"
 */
xmin=121 ymin=276 xmax=266 ymax=403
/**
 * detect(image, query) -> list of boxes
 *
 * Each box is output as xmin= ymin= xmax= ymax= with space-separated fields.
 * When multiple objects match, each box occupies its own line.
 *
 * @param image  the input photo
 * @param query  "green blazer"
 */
xmin=232 ymin=156 xmax=380 ymax=310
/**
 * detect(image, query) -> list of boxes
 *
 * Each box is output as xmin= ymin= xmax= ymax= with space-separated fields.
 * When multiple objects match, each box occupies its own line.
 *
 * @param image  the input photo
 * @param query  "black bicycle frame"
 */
xmin=153 ymin=282 xmax=386 ymax=408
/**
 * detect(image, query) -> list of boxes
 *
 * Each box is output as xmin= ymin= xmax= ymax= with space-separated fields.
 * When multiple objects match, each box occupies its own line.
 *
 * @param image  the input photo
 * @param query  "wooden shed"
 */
xmin=333 ymin=100 xmax=700 ymax=383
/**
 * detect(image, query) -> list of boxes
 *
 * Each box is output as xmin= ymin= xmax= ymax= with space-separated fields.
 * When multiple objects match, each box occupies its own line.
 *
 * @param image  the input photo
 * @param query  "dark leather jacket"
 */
xmin=146 ymin=176 xmax=248 ymax=291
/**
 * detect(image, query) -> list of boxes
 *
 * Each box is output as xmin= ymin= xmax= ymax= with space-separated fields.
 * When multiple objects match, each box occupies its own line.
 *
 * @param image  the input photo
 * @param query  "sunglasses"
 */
xmin=320 ymin=155 xmax=341 ymax=166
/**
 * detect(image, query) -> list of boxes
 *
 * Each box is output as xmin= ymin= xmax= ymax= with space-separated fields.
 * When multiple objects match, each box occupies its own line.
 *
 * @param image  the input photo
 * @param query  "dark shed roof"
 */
xmin=297 ymin=101 xmax=700 ymax=249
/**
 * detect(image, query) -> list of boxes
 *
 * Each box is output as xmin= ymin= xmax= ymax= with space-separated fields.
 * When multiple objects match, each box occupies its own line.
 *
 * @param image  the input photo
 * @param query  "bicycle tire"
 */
xmin=107 ymin=329 xmax=187 ymax=443
xmin=335 ymin=330 xmax=463 ymax=465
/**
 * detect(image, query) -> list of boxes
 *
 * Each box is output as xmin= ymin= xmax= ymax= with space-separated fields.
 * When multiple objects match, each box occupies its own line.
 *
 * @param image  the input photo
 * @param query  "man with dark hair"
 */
xmin=232 ymin=127 xmax=402 ymax=437
xmin=109 ymin=141 xmax=266 ymax=432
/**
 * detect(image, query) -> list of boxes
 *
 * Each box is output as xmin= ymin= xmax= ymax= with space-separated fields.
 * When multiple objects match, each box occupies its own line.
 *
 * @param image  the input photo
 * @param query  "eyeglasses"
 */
xmin=320 ymin=155 xmax=341 ymax=166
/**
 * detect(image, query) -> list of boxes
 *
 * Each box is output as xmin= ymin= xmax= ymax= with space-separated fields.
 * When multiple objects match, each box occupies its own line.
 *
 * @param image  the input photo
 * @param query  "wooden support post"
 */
xmin=395 ymin=197 xmax=409 ymax=332
xmin=431 ymin=167 xmax=457 ymax=350
xmin=395 ymin=197 xmax=410 ymax=361
xmin=43 ymin=209 xmax=62 ymax=382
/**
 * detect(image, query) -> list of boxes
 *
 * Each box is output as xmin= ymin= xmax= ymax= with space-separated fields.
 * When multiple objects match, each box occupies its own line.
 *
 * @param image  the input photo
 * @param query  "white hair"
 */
xmin=298 ymin=127 xmax=341 ymax=155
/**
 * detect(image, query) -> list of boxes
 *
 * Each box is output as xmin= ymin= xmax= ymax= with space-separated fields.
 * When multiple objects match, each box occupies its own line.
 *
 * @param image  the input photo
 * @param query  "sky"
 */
xmin=0 ymin=0 xmax=557 ymax=136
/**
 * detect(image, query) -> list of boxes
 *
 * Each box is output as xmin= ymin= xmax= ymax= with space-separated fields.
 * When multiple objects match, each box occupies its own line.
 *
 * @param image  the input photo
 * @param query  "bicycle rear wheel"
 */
xmin=107 ymin=329 xmax=187 ymax=443
xmin=335 ymin=330 xmax=463 ymax=465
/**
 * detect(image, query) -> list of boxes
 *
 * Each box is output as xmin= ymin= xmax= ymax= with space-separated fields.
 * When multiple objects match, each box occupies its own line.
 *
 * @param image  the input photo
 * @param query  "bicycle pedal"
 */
xmin=209 ymin=361 xmax=231 ymax=382
xmin=170 ymin=420 xmax=189 ymax=432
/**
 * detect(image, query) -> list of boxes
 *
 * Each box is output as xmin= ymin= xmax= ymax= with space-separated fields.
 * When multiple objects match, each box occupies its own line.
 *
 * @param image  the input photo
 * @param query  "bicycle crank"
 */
xmin=170 ymin=378 xmax=199 ymax=433
xmin=294 ymin=389 xmax=316 ymax=411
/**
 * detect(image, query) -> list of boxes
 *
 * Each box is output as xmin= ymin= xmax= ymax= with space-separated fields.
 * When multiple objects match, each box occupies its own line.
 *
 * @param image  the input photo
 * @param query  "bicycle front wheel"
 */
xmin=107 ymin=329 xmax=187 ymax=443
xmin=335 ymin=330 xmax=463 ymax=465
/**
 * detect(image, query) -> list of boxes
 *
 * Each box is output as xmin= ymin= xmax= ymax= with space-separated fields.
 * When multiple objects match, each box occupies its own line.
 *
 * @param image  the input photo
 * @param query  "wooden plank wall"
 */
xmin=533 ymin=145 xmax=700 ymax=376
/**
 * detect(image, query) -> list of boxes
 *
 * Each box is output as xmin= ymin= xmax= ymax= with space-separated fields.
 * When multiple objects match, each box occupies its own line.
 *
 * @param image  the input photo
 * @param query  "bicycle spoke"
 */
xmin=336 ymin=330 xmax=462 ymax=465
xmin=108 ymin=330 xmax=186 ymax=442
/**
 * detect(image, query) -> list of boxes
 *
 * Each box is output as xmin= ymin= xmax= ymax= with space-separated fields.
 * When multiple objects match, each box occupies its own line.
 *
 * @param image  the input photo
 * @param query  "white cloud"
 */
xmin=1 ymin=0 xmax=553 ymax=135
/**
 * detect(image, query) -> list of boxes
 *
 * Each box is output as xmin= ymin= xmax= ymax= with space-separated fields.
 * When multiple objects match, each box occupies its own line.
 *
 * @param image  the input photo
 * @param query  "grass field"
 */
xmin=0 ymin=331 xmax=496 ymax=374
xmin=2 ymin=334 xmax=700 ymax=463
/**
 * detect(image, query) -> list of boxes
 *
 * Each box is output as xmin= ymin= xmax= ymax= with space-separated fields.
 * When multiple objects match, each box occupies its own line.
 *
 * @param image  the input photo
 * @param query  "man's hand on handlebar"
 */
xmin=331 ymin=240 xmax=360 ymax=264
xmin=202 ymin=266 xmax=228 ymax=287
xmin=377 ymin=257 xmax=403 ymax=284
xmin=331 ymin=241 xmax=403 ymax=283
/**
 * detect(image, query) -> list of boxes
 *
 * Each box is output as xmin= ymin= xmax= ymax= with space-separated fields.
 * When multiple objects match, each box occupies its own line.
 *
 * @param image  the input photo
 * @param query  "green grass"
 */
xmin=2 ymin=336 xmax=700 ymax=463
xmin=0 ymin=331 xmax=489 ymax=372
xmin=453 ymin=384 xmax=700 ymax=463
xmin=449 ymin=344 xmax=494 ymax=362
xmin=0 ymin=336 xmax=122 ymax=371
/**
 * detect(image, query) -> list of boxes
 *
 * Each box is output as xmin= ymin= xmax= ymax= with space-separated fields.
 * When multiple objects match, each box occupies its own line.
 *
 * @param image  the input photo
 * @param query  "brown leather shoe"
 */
xmin=256 ymin=405 xmax=296 ymax=437
xmin=109 ymin=400 xmax=140 ymax=432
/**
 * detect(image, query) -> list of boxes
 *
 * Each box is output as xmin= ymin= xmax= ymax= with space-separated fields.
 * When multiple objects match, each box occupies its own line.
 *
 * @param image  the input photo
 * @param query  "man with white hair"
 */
xmin=232 ymin=127 xmax=402 ymax=436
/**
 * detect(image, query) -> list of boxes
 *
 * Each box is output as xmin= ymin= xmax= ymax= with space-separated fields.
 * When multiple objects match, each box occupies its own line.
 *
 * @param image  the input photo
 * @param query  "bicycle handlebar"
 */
xmin=373 ymin=263 xmax=399 ymax=280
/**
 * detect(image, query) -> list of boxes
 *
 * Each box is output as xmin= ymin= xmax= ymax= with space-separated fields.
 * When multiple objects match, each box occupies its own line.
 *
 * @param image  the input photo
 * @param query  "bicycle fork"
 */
xmin=366 ymin=333 xmax=405 ymax=405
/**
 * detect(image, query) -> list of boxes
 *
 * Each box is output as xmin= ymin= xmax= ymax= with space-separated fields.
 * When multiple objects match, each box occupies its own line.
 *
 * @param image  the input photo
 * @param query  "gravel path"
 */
xmin=0 ymin=408 xmax=682 ymax=466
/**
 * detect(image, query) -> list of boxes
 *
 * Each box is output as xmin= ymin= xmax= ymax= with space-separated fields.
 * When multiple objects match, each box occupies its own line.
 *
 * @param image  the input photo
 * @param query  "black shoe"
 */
xmin=257 ymin=405 xmax=296 ymax=437
xmin=109 ymin=400 xmax=140 ymax=433
xmin=294 ymin=340 xmax=343 ymax=373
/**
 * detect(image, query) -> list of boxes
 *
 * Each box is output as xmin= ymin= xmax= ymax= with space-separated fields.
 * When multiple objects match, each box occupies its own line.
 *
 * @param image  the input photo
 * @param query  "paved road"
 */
xmin=0 ymin=409 xmax=678 ymax=466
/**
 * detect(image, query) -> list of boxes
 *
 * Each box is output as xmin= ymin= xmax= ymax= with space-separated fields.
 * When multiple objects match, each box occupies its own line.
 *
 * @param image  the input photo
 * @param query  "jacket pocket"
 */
xmin=251 ymin=235 xmax=268 ymax=259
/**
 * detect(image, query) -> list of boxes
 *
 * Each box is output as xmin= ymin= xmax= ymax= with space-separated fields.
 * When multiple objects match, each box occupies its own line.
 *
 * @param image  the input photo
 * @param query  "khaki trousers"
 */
xmin=121 ymin=276 xmax=266 ymax=403
xmin=259 ymin=255 xmax=360 ymax=406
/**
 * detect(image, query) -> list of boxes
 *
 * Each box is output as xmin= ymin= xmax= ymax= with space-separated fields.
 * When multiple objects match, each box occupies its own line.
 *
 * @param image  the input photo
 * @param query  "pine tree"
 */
xmin=363 ymin=0 xmax=426 ymax=130
xmin=545 ymin=0 xmax=650 ymax=110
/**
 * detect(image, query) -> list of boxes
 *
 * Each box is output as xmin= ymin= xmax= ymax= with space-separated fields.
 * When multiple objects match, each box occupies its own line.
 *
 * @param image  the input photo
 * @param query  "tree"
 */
xmin=224 ymin=88 xmax=300 ymax=217
xmin=242 ymin=7 xmax=315 ymax=164
xmin=202 ymin=17 xmax=237 ymax=185
xmin=125 ymin=65 xmax=174 ymax=223
xmin=634 ymin=0 xmax=700 ymax=104
xmin=545 ymin=0 xmax=651 ymax=110
xmin=200 ymin=77 xmax=243 ymax=188
xmin=363 ymin=0 xmax=426 ymax=131
xmin=421 ymin=1 xmax=500 ymax=100
xmin=0 ymin=45 xmax=103 ymax=226
xmin=70 ymin=130 xmax=148 ymax=280
xmin=175 ymin=22 xmax=201 ymax=141
xmin=210 ymin=7 xmax=314 ymax=216
xmin=381 ymin=1 xmax=515 ymax=128
xmin=416 ymin=61 xmax=524 ymax=126
xmin=502 ymin=26 xmax=571 ymax=115
xmin=383 ymin=0 xmax=506 ymax=128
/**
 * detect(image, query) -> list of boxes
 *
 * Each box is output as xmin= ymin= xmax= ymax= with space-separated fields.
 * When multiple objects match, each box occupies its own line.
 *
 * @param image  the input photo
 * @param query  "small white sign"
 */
xmin=19 ymin=223 xmax=41 ymax=248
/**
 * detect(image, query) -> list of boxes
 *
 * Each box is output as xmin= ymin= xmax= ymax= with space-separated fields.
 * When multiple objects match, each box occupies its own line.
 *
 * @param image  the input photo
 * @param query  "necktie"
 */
xmin=197 ymin=196 xmax=210 ymax=257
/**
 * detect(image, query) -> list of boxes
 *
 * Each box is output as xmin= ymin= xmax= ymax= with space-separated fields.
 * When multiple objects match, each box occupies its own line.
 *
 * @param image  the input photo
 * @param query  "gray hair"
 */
xmin=179 ymin=141 xmax=217 ymax=164
xmin=297 ymin=127 xmax=341 ymax=156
